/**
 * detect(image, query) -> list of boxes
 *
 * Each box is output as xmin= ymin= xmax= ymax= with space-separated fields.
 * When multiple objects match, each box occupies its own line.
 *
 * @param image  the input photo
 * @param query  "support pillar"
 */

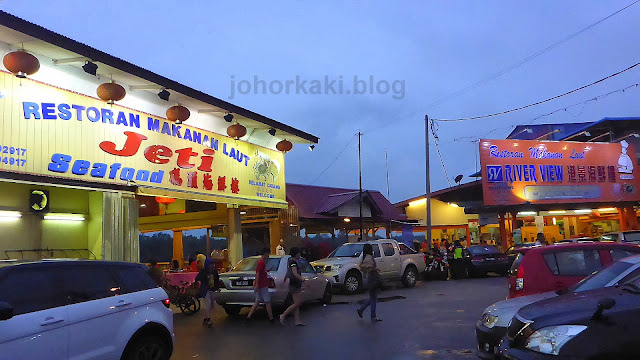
xmin=102 ymin=192 xmax=139 ymax=262
xmin=499 ymin=212 xmax=508 ymax=252
xmin=228 ymin=206 xmax=243 ymax=267
xmin=619 ymin=208 xmax=628 ymax=231
xmin=269 ymin=219 xmax=282 ymax=255
xmin=626 ymin=206 xmax=639 ymax=230
xmin=465 ymin=225 xmax=471 ymax=246
xmin=172 ymin=230 xmax=183 ymax=266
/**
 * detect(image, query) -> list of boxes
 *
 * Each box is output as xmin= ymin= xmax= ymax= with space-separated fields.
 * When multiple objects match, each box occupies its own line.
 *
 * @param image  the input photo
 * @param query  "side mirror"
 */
xmin=0 ymin=301 xmax=13 ymax=321
xmin=591 ymin=297 xmax=616 ymax=320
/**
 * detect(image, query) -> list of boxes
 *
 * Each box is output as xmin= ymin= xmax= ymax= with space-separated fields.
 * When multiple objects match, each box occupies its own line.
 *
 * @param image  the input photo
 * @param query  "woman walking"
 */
xmin=357 ymin=243 xmax=382 ymax=322
xmin=279 ymin=247 xmax=305 ymax=326
xmin=196 ymin=258 xmax=219 ymax=328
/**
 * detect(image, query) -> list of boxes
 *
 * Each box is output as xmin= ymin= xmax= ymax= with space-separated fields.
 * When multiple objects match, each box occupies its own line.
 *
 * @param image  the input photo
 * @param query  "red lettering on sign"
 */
xmin=203 ymin=174 xmax=214 ymax=190
xmin=218 ymin=176 xmax=227 ymax=191
xmin=197 ymin=149 xmax=216 ymax=172
xmin=187 ymin=171 xmax=198 ymax=188
xmin=175 ymin=148 xmax=198 ymax=169
xmin=99 ymin=131 xmax=147 ymax=157
xmin=170 ymin=168 xmax=183 ymax=186
xmin=231 ymin=177 xmax=240 ymax=194
xmin=144 ymin=145 xmax=173 ymax=164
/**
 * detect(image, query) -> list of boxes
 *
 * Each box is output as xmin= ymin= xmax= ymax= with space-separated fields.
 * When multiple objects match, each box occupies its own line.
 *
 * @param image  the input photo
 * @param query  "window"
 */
xmin=544 ymin=250 xmax=602 ymax=277
xmin=0 ymin=267 xmax=64 ymax=316
xmin=623 ymin=231 xmax=640 ymax=243
xmin=468 ymin=246 xmax=501 ymax=256
xmin=382 ymin=243 xmax=396 ymax=257
xmin=331 ymin=244 xmax=364 ymax=258
xmin=398 ymin=243 xmax=416 ymax=255
xmin=232 ymin=257 xmax=281 ymax=271
xmin=61 ymin=266 xmax=119 ymax=304
xmin=618 ymin=267 xmax=640 ymax=285
xmin=572 ymin=261 xmax=633 ymax=292
xmin=112 ymin=265 xmax=158 ymax=294
xmin=601 ymin=233 xmax=619 ymax=242
xmin=610 ymin=249 xmax=640 ymax=262
xmin=510 ymin=253 xmax=524 ymax=273
xmin=372 ymin=244 xmax=382 ymax=258
xmin=297 ymin=259 xmax=315 ymax=274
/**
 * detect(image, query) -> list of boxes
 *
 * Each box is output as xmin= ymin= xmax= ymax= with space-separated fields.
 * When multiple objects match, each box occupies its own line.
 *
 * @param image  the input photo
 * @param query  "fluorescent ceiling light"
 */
xmin=0 ymin=210 xmax=21 ymax=219
xmin=518 ymin=211 xmax=537 ymax=216
xmin=409 ymin=198 xmax=427 ymax=207
xmin=44 ymin=213 xmax=85 ymax=221
xmin=448 ymin=203 xmax=459 ymax=208
xmin=574 ymin=209 xmax=592 ymax=214
xmin=597 ymin=208 xmax=617 ymax=212
xmin=548 ymin=210 xmax=566 ymax=214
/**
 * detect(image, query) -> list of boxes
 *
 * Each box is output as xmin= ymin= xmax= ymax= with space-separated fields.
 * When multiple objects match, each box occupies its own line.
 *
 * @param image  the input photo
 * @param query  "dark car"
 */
xmin=463 ymin=245 xmax=511 ymax=277
xmin=501 ymin=274 xmax=640 ymax=359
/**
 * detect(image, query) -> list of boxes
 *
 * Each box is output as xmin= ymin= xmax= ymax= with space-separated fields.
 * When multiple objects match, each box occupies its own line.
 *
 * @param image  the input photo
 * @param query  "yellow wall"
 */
xmin=0 ymin=181 xmax=102 ymax=259
xmin=405 ymin=198 xmax=472 ymax=225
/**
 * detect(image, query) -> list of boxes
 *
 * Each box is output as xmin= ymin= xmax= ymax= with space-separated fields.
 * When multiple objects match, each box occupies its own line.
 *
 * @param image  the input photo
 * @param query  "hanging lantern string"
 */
xmin=432 ymin=61 xmax=640 ymax=123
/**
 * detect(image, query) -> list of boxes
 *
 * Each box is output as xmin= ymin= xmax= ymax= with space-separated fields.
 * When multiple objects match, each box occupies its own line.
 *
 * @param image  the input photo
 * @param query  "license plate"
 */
xmin=486 ymin=258 xmax=495 ymax=261
xmin=234 ymin=280 xmax=249 ymax=286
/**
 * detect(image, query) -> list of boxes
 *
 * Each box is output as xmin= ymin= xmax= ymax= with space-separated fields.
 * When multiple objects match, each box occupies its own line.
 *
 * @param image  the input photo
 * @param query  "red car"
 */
xmin=508 ymin=242 xmax=640 ymax=298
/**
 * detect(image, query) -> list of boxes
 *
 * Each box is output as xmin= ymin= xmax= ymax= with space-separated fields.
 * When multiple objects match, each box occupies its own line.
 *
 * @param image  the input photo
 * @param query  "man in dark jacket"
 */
xmin=196 ymin=259 xmax=219 ymax=328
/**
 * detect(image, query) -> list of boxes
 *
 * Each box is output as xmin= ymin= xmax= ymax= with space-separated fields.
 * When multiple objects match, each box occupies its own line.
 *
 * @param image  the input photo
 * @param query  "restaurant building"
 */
xmin=397 ymin=118 xmax=640 ymax=250
xmin=0 ymin=12 xmax=318 ymax=266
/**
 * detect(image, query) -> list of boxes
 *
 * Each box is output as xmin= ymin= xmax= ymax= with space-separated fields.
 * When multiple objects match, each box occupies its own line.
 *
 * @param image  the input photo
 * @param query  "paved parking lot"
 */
xmin=171 ymin=276 xmax=507 ymax=360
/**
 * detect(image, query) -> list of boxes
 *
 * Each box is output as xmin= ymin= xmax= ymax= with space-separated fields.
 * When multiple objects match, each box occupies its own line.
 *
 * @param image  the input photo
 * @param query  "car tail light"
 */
xmin=162 ymin=298 xmax=171 ymax=308
xmin=516 ymin=264 xmax=524 ymax=291
xmin=471 ymin=256 xmax=482 ymax=262
xmin=268 ymin=277 xmax=276 ymax=288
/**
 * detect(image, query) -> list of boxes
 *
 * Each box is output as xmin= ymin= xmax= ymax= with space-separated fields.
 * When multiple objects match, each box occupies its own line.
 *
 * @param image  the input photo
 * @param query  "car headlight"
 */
xmin=481 ymin=313 xmax=499 ymax=328
xmin=331 ymin=264 xmax=343 ymax=271
xmin=525 ymin=325 xmax=587 ymax=355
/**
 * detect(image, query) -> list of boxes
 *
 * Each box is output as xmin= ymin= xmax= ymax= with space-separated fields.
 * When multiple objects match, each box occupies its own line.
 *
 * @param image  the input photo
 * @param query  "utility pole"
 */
xmin=425 ymin=115 xmax=432 ymax=250
xmin=358 ymin=131 xmax=364 ymax=241
xmin=385 ymin=149 xmax=390 ymax=199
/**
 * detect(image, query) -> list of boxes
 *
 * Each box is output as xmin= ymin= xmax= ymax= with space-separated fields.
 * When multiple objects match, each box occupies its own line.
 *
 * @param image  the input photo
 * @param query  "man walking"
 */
xmin=450 ymin=240 xmax=465 ymax=279
xmin=247 ymin=247 xmax=274 ymax=322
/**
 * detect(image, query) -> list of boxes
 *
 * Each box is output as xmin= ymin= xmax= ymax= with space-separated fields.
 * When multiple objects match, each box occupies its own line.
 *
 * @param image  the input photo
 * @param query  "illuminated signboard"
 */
xmin=479 ymin=139 xmax=640 ymax=206
xmin=0 ymin=71 xmax=286 ymax=208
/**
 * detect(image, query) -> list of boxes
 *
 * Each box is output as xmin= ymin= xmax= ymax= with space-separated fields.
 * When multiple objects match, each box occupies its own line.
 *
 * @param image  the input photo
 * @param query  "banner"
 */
xmin=0 ymin=71 xmax=287 ymax=208
xmin=480 ymin=139 xmax=640 ymax=206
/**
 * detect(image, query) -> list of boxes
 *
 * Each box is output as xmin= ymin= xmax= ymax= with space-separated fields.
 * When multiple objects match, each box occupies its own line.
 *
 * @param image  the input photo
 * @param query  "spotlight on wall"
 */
xmin=82 ymin=61 xmax=98 ymax=76
xmin=309 ymin=144 xmax=315 ymax=151
xmin=158 ymin=89 xmax=170 ymax=101
xmin=224 ymin=113 xmax=234 ymax=123
xmin=268 ymin=128 xmax=276 ymax=136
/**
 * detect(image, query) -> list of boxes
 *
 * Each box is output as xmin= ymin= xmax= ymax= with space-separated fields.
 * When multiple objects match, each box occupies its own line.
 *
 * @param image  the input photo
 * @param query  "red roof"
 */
xmin=286 ymin=183 xmax=406 ymax=221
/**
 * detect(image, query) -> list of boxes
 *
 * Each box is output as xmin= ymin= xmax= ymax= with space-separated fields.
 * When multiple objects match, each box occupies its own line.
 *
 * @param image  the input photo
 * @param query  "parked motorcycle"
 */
xmin=424 ymin=250 xmax=448 ymax=281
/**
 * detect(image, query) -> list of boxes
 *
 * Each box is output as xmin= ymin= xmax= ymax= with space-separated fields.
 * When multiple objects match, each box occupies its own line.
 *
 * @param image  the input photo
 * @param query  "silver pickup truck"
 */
xmin=311 ymin=239 xmax=427 ymax=294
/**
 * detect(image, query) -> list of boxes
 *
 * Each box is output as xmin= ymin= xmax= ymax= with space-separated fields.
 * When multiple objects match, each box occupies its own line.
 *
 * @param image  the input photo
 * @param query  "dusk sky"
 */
xmin=3 ymin=1 xmax=640 ymax=203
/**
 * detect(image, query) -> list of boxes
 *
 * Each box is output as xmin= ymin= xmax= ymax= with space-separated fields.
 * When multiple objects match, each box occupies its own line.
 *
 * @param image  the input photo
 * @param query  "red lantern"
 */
xmin=3 ymin=50 xmax=40 ymax=78
xmin=97 ymin=81 xmax=126 ymax=104
xmin=276 ymin=139 xmax=293 ymax=152
xmin=166 ymin=105 xmax=190 ymax=124
xmin=155 ymin=197 xmax=176 ymax=205
xmin=227 ymin=123 xmax=247 ymax=140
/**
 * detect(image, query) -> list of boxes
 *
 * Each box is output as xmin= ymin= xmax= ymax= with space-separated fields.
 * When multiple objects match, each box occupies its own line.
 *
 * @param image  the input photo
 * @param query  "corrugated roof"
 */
xmin=286 ymin=183 xmax=405 ymax=221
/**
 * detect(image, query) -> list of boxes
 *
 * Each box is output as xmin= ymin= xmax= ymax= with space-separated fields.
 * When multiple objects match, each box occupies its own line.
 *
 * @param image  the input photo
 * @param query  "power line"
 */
xmin=430 ymin=120 xmax=452 ymax=187
xmin=310 ymin=133 xmax=358 ymax=184
xmin=433 ymin=61 xmax=640 ymax=122
xmin=365 ymin=0 xmax=639 ymax=133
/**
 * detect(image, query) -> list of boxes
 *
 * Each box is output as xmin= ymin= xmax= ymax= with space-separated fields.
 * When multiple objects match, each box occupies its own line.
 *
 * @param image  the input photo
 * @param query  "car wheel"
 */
xmin=344 ymin=271 xmax=362 ymax=295
xmin=223 ymin=305 xmax=242 ymax=318
xmin=402 ymin=266 xmax=418 ymax=288
xmin=321 ymin=284 xmax=332 ymax=305
xmin=122 ymin=335 xmax=170 ymax=360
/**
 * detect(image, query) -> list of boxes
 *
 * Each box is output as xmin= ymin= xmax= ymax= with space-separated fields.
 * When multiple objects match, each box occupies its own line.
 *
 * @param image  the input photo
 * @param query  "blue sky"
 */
xmin=3 ymin=1 xmax=640 ymax=202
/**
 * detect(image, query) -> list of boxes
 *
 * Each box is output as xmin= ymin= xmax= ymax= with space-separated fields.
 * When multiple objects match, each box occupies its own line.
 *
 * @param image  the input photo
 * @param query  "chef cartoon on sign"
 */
xmin=618 ymin=140 xmax=634 ymax=174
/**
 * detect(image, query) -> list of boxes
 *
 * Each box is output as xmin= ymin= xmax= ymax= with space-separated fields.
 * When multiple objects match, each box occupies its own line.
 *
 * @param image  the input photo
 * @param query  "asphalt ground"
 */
xmin=170 ymin=275 xmax=507 ymax=360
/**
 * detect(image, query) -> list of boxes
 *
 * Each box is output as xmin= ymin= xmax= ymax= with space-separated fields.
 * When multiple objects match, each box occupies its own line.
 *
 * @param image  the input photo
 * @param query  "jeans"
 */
xmin=358 ymin=287 xmax=378 ymax=319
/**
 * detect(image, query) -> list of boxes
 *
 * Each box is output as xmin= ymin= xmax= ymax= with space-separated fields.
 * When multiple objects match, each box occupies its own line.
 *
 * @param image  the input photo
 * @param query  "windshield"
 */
xmin=468 ymin=246 xmax=501 ymax=256
xmin=330 ymin=243 xmax=364 ymax=258
xmin=623 ymin=231 xmax=640 ymax=243
xmin=232 ymin=257 xmax=281 ymax=272
xmin=569 ymin=261 xmax=634 ymax=292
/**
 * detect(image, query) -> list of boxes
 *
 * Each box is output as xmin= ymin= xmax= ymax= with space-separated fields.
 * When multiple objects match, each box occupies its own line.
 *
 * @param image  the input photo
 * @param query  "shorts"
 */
xmin=254 ymin=287 xmax=271 ymax=303
xmin=288 ymin=285 xmax=302 ymax=295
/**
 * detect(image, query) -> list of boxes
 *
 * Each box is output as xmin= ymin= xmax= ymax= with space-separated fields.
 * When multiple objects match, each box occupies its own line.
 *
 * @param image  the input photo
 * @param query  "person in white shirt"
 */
xmin=276 ymin=239 xmax=286 ymax=256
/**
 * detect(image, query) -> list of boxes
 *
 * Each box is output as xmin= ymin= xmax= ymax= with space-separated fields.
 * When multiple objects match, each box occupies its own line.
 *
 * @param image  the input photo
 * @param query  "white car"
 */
xmin=311 ymin=239 xmax=427 ymax=294
xmin=0 ymin=260 xmax=174 ymax=360
xmin=601 ymin=230 xmax=640 ymax=244
xmin=475 ymin=253 xmax=640 ymax=359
